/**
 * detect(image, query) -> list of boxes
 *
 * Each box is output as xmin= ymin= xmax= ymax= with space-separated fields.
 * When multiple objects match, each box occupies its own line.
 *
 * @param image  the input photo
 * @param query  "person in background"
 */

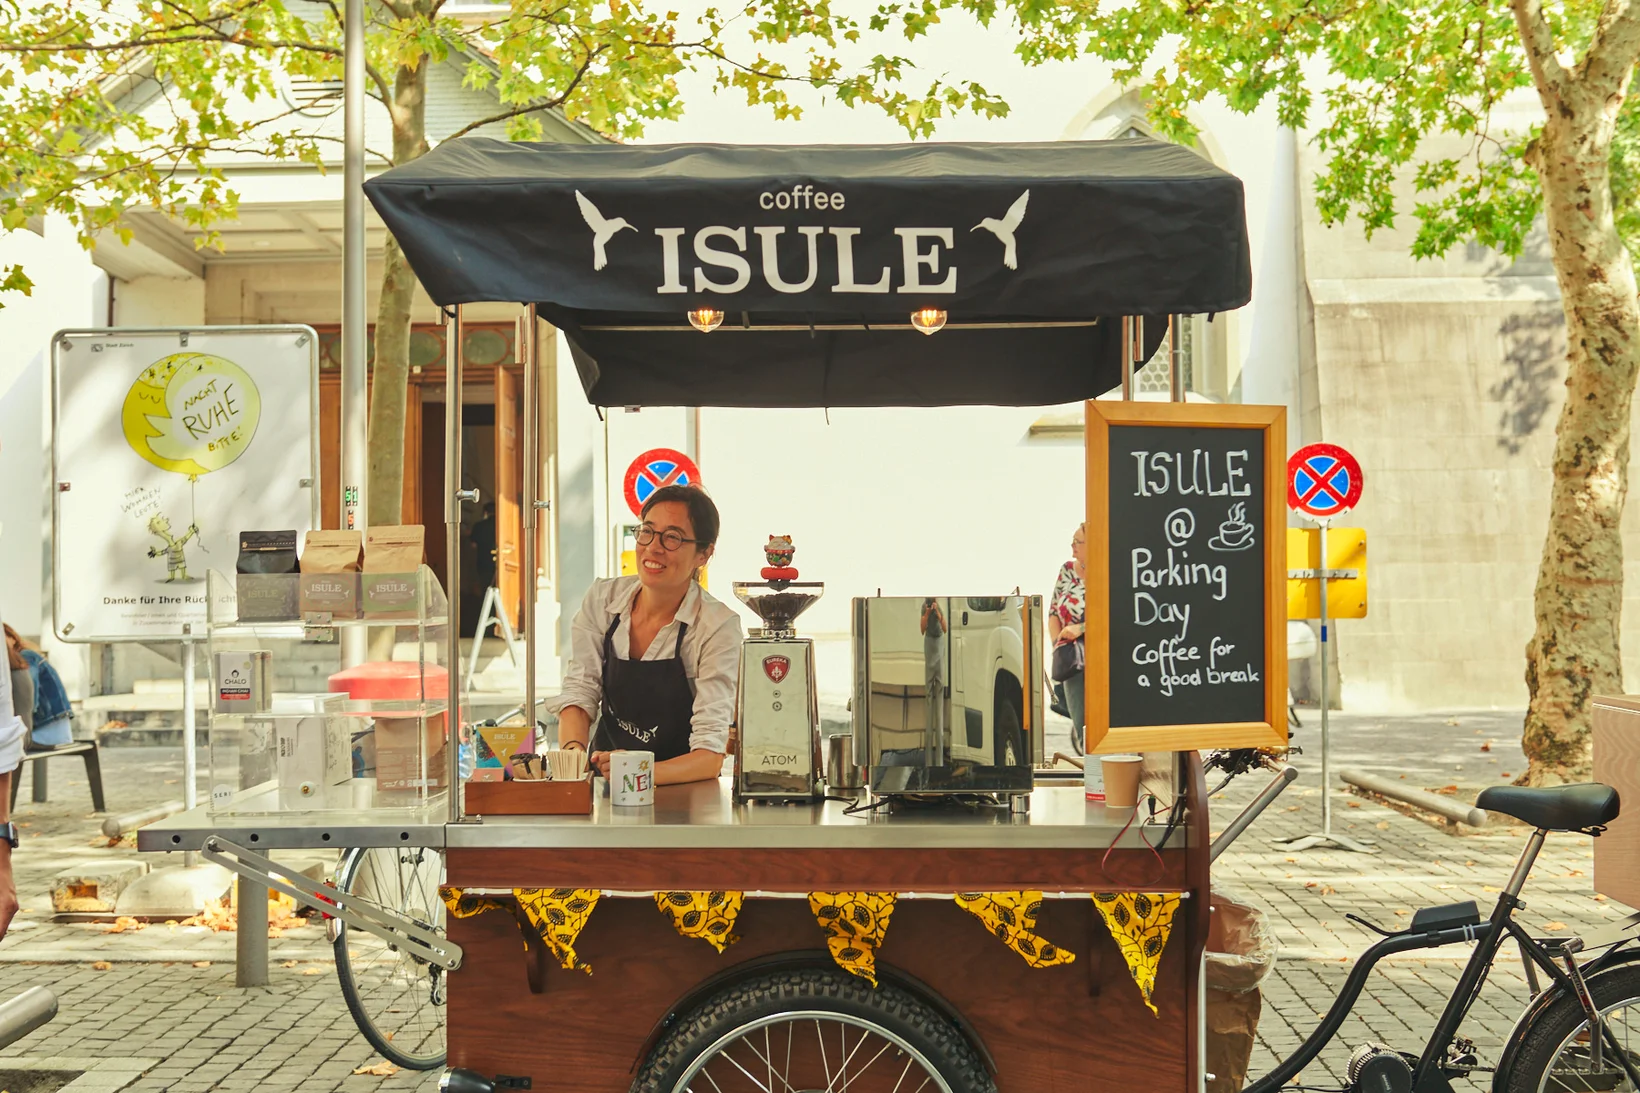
xmin=6 ymin=635 xmax=30 ymax=740
xmin=0 ymin=606 xmax=27 ymax=941
xmin=5 ymin=625 xmax=71 ymax=748
xmin=1049 ymin=523 xmax=1088 ymax=755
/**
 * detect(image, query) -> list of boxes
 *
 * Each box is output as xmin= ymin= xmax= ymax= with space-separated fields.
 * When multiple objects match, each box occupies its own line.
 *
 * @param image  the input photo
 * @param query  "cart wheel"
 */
xmin=634 ymin=967 xmax=995 ymax=1093
xmin=332 ymin=846 xmax=447 ymax=1070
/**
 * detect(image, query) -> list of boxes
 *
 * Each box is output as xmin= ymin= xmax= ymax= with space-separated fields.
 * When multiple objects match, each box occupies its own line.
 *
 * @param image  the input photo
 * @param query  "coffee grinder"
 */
xmin=732 ymin=536 xmax=822 ymax=802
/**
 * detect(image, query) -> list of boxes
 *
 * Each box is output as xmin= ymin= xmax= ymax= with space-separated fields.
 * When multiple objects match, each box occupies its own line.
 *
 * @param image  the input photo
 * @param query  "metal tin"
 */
xmin=824 ymin=733 xmax=862 ymax=791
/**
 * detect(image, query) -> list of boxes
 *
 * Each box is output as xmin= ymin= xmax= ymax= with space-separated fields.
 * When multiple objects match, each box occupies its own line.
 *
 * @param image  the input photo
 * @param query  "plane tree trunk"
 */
xmin=1512 ymin=0 xmax=1640 ymax=783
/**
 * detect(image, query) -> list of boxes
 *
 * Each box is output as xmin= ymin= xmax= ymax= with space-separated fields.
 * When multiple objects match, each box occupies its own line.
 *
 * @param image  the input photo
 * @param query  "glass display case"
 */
xmin=204 ymin=566 xmax=449 ymax=816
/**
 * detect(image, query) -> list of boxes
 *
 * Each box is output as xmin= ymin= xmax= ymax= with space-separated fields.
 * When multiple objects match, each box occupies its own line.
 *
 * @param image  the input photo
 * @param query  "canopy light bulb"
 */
xmin=910 ymin=308 xmax=947 ymax=335
xmin=688 ymin=308 xmax=724 ymax=333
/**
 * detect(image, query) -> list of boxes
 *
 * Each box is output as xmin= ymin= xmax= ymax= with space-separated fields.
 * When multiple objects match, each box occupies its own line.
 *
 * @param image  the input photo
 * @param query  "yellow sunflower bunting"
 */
xmin=809 ymin=892 xmax=896 ymax=986
xmin=655 ymin=891 xmax=744 ymax=953
xmin=1092 ymin=892 xmax=1182 ymax=1016
xmin=954 ymin=892 xmax=1076 ymax=969
xmin=439 ymin=886 xmax=506 ymax=919
xmin=514 ymin=888 xmax=601 ymax=975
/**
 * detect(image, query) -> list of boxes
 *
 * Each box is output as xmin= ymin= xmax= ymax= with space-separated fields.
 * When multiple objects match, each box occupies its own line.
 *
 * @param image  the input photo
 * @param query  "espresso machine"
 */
xmin=732 ymin=536 xmax=823 ymax=802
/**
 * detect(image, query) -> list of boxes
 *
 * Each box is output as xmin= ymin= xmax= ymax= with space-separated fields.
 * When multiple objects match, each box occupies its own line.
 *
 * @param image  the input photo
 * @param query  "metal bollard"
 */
xmin=235 ymin=879 xmax=269 ymax=988
xmin=101 ymin=800 xmax=186 ymax=840
xmin=0 ymin=987 xmax=58 ymax=1051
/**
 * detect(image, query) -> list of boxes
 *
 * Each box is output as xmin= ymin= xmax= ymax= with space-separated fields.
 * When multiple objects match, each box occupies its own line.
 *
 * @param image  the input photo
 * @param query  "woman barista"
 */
xmin=552 ymin=485 xmax=743 ymax=785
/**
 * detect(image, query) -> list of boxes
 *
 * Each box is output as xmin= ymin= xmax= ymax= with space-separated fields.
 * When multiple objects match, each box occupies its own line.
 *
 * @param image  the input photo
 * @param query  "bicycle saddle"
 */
xmin=1475 ymin=783 xmax=1620 ymax=831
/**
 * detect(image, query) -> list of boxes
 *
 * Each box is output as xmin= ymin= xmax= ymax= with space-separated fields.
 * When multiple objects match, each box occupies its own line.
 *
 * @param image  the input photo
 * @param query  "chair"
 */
xmin=11 ymin=740 xmax=106 ymax=812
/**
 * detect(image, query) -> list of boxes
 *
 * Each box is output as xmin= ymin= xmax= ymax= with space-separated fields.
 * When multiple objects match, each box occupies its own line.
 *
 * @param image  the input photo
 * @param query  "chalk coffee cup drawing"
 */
xmin=610 ymin=750 xmax=655 ymax=807
xmin=1101 ymin=754 xmax=1144 ymax=808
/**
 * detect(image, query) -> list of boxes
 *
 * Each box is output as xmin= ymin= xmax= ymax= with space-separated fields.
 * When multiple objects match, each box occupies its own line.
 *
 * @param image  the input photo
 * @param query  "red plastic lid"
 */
xmin=328 ymin=660 xmax=449 ymax=701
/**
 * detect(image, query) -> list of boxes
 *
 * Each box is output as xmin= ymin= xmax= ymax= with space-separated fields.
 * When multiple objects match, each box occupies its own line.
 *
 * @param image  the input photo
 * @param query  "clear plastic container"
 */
xmin=204 ymin=566 xmax=450 ymax=816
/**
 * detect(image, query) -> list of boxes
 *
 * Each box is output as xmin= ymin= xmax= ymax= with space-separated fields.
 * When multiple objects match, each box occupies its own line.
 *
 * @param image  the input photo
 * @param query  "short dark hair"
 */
xmin=640 ymin=484 xmax=720 ymax=549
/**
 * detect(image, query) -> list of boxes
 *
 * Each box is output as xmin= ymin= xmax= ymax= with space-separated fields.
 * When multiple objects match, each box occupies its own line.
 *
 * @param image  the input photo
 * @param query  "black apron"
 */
xmin=592 ymin=614 xmax=695 ymax=762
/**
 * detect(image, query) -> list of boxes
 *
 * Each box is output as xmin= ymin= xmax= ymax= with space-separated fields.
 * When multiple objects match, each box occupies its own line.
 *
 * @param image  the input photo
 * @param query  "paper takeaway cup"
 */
xmin=610 ymin=750 xmax=656 ymax=807
xmin=1101 ymin=754 xmax=1144 ymax=808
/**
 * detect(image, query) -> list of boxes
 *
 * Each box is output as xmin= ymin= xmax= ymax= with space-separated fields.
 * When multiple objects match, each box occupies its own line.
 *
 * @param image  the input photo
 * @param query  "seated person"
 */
xmin=550 ymin=484 xmax=742 ymax=786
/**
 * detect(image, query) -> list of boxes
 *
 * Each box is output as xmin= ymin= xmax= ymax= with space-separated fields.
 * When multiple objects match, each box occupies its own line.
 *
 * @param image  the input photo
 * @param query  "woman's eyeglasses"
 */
xmin=636 ymin=524 xmax=699 ymax=552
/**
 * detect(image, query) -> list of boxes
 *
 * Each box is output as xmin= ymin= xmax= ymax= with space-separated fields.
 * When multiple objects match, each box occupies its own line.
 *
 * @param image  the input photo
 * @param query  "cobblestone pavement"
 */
xmin=0 ymin=710 xmax=1626 ymax=1091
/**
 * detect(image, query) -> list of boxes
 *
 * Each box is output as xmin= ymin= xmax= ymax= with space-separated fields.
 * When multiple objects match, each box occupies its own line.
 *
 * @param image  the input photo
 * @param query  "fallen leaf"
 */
xmin=164 ymin=920 xmax=178 ymax=927
xmin=1465 ymin=861 xmax=1476 ymax=867
xmin=1321 ymin=885 xmax=1337 ymax=896
xmin=353 ymin=1062 xmax=400 ymax=1077
xmin=192 ymin=961 xmax=211 ymax=968
xmin=91 ymin=961 xmax=111 ymax=971
xmin=164 ymin=779 xmax=178 ymax=785
xmin=1347 ymin=801 xmax=1362 ymax=808
xmin=1543 ymin=922 xmax=1568 ymax=932
xmin=300 ymin=967 xmax=325 ymax=976
xmin=1447 ymin=717 xmax=1461 ymax=725
xmin=1483 ymin=886 xmax=1502 ymax=893
xmin=1435 ymin=785 xmax=1460 ymax=795
xmin=1566 ymin=869 xmax=1585 ymax=877
xmin=1399 ymin=774 xmax=1407 ymax=780
xmin=101 ymin=916 xmax=146 ymax=934
xmin=1595 ymin=894 xmax=1609 ymax=902
xmin=1394 ymin=909 xmax=1410 ymax=916
xmin=1285 ymin=857 xmax=1297 ymax=863
xmin=1481 ymin=741 xmax=1493 ymax=753
xmin=1285 ymin=805 xmax=1300 ymax=812
xmin=279 ymin=960 xmax=298 ymax=968
xmin=1304 ymin=881 xmax=1317 ymax=888
xmin=1436 ymin=884 xmax=1455 ymax=890
xmin=1376 ymin=821 xmax=1391 ymax=830
xmin=1502 ymin=772 xmax=1514 ymax=778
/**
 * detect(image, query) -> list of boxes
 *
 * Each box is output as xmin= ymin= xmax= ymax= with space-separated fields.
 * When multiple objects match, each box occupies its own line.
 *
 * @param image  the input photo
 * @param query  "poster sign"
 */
xmin=1084 ymin=401 xmax=1288 ymax=753
xmin=51 ymin=327 xmax=319 ymax=641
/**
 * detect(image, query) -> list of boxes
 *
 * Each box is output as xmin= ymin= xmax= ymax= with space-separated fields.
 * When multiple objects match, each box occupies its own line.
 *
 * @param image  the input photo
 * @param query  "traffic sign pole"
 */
xmin=1278 ymin=444 xmax=1376 ymax=855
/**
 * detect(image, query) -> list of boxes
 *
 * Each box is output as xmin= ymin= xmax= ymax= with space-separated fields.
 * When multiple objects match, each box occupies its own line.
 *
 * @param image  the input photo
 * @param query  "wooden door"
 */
xmin=495 ymin=365 xmax=523 ymax=630
xmin=317 ymin=375 xmax=422 ymax=532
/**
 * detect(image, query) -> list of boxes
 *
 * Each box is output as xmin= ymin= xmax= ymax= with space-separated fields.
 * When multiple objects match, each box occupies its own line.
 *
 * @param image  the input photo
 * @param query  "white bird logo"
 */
xmin=971 ymin=189 xmax=1030 ymax=270
xmin=575 ymin=190 xmax=635 ymax=271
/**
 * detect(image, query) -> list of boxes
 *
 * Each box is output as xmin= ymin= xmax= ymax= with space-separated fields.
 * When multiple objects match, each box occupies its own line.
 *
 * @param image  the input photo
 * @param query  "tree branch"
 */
xmin=441 ymin=45 xmax=607 ymax=140
xmin=1509 ymin=0 xmax=1569 ymax=105
xmin=1582 ymin=0 xmax=1640 ymax=97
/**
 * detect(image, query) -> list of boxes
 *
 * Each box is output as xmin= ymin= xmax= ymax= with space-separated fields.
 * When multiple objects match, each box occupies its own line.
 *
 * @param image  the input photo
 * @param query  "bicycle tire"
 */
xmin=332 ymin=846 xmax=448 ymax=1070
xmin=1504 ymin=963 xmax=1640 ymax=1093
xmin=633 ymin=967 xmax=996 ymax=1093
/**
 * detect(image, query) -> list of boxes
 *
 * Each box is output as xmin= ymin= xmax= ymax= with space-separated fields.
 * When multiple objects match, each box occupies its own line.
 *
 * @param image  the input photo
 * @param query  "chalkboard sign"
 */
xmin=1085 ymin=402 xmax=1287 ymax=753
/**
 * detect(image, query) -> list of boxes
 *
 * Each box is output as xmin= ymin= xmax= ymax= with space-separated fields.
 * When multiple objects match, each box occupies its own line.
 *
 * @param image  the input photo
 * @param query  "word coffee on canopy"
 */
xmin=1084 ymin=401 xmax=1288 ymax=753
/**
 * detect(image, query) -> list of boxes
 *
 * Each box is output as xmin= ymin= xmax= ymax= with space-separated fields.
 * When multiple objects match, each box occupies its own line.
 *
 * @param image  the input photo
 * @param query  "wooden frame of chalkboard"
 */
xmin=1084 ymin=400 xmax=1288 ymax=753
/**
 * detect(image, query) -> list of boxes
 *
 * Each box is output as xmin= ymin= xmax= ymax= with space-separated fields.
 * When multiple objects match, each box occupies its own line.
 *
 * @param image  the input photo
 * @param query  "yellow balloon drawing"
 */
xmin=121 ymin=353 xmax=262 ymax=479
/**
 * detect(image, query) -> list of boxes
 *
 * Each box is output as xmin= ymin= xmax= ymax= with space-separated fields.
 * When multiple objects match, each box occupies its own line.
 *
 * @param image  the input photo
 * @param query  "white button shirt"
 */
xmin=0 ymin=607 xmax=27 ymax=774
xmin=549 ymin=576 xmax=743 ymax=755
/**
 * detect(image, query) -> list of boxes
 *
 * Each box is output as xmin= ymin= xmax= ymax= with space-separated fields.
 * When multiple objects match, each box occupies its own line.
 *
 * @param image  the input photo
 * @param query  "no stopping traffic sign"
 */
xmin=1287 ymin=443 xmax=1363 ymax=519
xmin=623 ymin=447 xmax=701 ymax=517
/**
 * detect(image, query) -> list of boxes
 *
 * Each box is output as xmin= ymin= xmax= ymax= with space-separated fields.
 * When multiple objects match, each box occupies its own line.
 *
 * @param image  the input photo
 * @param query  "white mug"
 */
xmin=609 ymin=750 xmax=655 ymax=807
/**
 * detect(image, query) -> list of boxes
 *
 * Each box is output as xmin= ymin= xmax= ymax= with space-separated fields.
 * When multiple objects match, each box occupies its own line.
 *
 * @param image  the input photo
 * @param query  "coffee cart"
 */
xmin=142 ymin=136 xmax=1271 ymax=1092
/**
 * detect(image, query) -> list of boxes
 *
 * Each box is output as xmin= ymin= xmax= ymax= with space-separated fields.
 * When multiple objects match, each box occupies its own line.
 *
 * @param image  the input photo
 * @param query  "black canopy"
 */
xmin=364 ymin=138 xmax=1250 ymax=408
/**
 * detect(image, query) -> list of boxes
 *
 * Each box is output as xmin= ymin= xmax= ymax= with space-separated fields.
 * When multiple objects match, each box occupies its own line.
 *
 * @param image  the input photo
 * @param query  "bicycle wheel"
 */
xmin=332 ymin=846 xmax=448 ymax=1070
xmin=633 ymin=967 xmax=995 ymax=1093
xmin=1507 ymin=964 xmax=1640 ymax=1093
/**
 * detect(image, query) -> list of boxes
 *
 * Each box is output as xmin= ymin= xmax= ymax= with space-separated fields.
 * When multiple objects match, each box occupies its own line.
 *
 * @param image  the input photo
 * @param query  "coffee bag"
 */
xmin=361 ymin=525 xmax=426 ymax=618
xmin=236 ymin=530 xmax=298 ymax=621
xmin=299 ymin=530 xmax=362 ymax=620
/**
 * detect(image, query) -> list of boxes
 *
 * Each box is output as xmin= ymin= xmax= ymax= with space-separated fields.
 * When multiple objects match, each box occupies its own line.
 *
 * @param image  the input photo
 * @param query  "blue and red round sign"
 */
xmin=623 ymin=447 xmax=701 ymax=517
xmin=1287 ymin=443 xmax=1363 ymax=519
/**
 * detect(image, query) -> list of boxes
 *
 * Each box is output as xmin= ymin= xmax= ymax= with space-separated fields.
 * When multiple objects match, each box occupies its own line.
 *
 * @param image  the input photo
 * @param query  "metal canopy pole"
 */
xmin=521 ymin=306 xmax=542 ymax=743
xmin=444 ymin=308 xmax=472 ymax=821
xmin=340 ymin=0 xmax=368 ymax=668
xmin=1169 ymin=314 xmax=1185 ymax=403
xmin=1120 ymin=317 xmax=1135 ymax=400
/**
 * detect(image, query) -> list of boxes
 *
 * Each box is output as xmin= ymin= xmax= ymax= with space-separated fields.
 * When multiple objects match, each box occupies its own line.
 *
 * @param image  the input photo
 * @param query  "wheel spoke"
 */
xmin=714 ymin=1043 xmax=778 ymax=1093
xmin=734 ymin=1034 xmax=803 ymax=1093
xmin=816 ymin=1019 xmax=833 ymax=1089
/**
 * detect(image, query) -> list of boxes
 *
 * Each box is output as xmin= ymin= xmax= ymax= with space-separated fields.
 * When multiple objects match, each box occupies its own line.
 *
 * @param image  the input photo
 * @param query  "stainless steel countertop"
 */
xmin=139 ymin=778 xmax=1189 ymax=852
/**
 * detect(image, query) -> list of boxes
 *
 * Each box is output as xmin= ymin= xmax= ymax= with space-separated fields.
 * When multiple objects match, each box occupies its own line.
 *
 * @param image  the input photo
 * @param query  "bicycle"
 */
xmin=1239 ymin=781 xmax=1637 ymax=1093
xmin=328 ymin=702 xmax=545 ymax=1070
